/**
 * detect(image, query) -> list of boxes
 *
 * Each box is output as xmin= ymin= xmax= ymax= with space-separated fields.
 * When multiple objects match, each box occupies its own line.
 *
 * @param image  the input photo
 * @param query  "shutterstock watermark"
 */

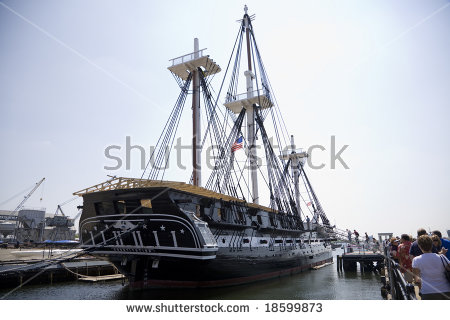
xmin=103 ymin=136 xmax=349 ymax=171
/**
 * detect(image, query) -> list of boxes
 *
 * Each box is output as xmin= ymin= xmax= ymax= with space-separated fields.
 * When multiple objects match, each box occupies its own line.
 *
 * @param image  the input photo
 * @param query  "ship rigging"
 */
xmin=74 ymin=7 xmax=335 ymax=288
xmin=139 ymin=7 xmax=330 ymax=227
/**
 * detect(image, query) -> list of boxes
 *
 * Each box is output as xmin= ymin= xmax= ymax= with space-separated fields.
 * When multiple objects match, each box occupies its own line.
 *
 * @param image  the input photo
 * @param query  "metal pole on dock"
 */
xmin=336 ymin=255 xmax=343 ymax=271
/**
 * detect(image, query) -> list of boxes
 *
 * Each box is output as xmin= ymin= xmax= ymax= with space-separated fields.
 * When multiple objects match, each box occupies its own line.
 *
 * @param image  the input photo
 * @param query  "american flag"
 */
xmin=231 ymin=136 xmax=243 ymax=152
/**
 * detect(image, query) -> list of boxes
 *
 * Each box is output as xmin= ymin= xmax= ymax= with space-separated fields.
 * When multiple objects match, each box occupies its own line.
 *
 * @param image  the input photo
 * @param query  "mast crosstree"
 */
xmin=167 ymin=39 xmax=221 ymax=187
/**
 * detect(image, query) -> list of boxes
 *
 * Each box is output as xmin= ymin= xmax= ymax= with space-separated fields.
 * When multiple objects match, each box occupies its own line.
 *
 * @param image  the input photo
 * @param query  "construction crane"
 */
xmin=46 ymin=196 xmax=80 ymax=241
xmin=12 ymin=177 xmax=45 ymax=242
xmin=12 ymin=177 xmax=45 ymax=215
xmin=54 ymin=196 xmax=78 ymax=217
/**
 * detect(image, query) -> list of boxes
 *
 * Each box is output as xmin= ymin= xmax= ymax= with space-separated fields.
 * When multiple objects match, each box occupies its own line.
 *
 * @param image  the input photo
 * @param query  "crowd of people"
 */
xmin=387 ymin=229 xmax=450 ymax=300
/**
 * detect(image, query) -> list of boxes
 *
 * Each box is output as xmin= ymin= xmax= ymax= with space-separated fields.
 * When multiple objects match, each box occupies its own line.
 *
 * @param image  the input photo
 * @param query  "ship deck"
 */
xmin=73 ymin=177 xmax=278 ymax=213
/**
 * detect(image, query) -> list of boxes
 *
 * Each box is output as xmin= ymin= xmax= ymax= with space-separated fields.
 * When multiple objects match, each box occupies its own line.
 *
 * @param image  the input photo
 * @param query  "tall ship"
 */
xmin=75 ymin=7 xmax=334 ymax=289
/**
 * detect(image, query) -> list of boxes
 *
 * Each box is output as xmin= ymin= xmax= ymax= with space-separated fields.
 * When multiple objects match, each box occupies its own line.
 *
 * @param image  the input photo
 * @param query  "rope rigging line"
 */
xmin=249 ymin=24 xmax=290 ymax=148
xmin=197 ymin=47 xmax=255 ymax=201
xmin=140 ymin=73 xmax=192 ymax=180
xmin=299 ymin=162 xmax=330 ymax=225
xmin=205 ymin=108 xmax=246 ymax=194
xmin=254 ymin=110 xmax=300 ymax=222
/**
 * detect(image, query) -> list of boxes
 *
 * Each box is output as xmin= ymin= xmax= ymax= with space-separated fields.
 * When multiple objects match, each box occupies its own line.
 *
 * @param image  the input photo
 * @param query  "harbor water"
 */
xmin=0 ymin=249 xmax=382 ymax=300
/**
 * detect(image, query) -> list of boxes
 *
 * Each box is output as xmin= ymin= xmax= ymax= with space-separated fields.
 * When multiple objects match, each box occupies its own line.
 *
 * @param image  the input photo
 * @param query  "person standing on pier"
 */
xmin=389 ymin=237 xmax=399 ymax=263
xmin=374 ymin=239 xmax=380 ymax=253
xmin=354 ymin=230 xmax=360 ymax=244
xmin=365 ymin=232 xmax=369 ymax=244
xmin=397 ymin=234 xmax=413 ymax=282
xmin=412 ymin=235 xmax=450 ymax=300
xmin=432 ymin=230 xmax=450 ymax=260
xmin=409 ymin=228 xmax=427 ymax=257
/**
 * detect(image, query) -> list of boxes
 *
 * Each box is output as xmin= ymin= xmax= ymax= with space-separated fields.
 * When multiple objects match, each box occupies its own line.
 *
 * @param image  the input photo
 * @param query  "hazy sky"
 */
xmin=1 ymin=0 xmax=449 ymax=237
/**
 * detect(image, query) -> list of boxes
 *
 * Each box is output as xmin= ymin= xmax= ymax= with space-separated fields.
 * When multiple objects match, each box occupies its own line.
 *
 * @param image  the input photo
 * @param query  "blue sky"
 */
xmin=1 ymin=0 xmax=449 ymax=237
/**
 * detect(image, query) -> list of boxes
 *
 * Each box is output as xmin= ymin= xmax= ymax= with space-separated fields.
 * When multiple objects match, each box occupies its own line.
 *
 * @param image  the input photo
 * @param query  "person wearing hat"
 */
xmin=389 ymin=237 xmax=399 ymax=263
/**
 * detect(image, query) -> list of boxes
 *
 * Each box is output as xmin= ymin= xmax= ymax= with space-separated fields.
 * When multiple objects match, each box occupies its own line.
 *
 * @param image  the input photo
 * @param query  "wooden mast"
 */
xmin=244 ymin=5 xmax=259 ymax=204
xmin=192 ymin=38 xmax=201 ymax=187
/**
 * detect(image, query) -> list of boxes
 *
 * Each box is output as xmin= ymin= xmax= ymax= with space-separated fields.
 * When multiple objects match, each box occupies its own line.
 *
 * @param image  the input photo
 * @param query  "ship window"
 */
xmin=259 ymin=239 xmax=268 ymax=244
xmin=115 ymin=200 xmax=125 ymax=214
xmin=257 ymin=215 xmax=262 ymax=224
xmin=269 ymin=214 xmax=277 ymax=227
xmin=286 ymin=240 xmax=293 ymax=243
xmin=140 ymin=199 xmax=153 ymax=214
xmin=196 ymin=205 xmax=200 ymax=217
xmin=236 ymin=210 xmax=245 ymax=223
xmin=275 ymin=239 xmax=283 ymax=244
xmin=94 ymin=202 xmax=114 ymax=216
xmin=242 ymin=238 xmax=250 ymax=244
xmin=216 ymin=208 xmax=222 ymax=220
xmin=295 ymin=240 xmax=302 ymax=243
xmin=114 ymin=200 xmax=141 ymax=214
xmin=141 ymin=199 xmax=152 ymax=208
xmin=221 ymin=208 xmax=228 ymax=222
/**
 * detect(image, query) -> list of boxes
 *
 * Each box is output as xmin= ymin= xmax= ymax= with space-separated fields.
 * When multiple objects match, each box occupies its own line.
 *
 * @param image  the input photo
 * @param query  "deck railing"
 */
xmin=225 ymin=89 xmax=268 ymax=103
xmin=169 ymin=48 xmax=207 ymax=66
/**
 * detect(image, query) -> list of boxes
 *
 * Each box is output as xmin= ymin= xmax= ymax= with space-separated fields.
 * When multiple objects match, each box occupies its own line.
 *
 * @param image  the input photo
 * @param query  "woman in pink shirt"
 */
xmin=397 ymin=234 xmax=413 ymax=282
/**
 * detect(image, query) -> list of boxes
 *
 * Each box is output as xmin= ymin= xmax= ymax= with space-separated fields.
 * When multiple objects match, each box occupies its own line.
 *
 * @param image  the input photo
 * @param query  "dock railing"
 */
xmin=384 ymin=245 xmax=417 ymax=300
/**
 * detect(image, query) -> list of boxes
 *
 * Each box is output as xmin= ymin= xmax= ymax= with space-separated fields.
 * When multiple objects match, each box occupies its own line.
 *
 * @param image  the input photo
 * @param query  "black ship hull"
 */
xmin=78 ymin=183 xmax=334 ymax=289
xmin=118 ymin=251 xmax=333 ymax=289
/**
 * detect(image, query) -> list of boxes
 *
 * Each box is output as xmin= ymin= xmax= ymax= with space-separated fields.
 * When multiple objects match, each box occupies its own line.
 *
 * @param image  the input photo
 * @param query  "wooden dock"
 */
xmin=336 ymin=248 xmax=384 ymax=272
xmin=0 ymin=255 xmax=124 ymax=289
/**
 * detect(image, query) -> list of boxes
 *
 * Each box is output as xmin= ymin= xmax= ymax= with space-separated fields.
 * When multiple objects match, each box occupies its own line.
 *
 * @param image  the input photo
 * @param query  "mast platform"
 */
xmin=279 ymin=148 xmax=308 ymax=161
xmin=168 ymin=48 xmax=221 ymax=80
xmin=224 ymin=89 xmax=273 ymax=113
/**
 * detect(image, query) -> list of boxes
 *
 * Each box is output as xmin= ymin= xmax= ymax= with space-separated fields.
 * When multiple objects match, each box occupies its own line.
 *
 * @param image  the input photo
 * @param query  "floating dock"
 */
xmin=77 ymin=273 xmax=125 ymax=282
xmin=311 ymin=262 xmax=333 ymax=270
